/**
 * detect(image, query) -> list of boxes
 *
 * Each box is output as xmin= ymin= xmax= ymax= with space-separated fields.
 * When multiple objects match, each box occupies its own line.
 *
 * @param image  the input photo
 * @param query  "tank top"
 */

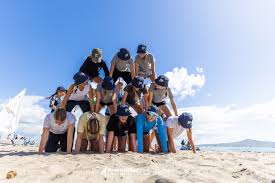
xmin=69 ymin=84 xmax=90 ymax=101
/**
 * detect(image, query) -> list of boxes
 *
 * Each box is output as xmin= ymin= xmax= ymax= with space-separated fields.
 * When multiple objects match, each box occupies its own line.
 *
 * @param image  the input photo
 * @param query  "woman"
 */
xmin=38 ymin=108 xmax=76 ymax=154
xmin=47 ymin=86 xmax=67 ymax=113
xmin=136 ymin=106 xmax=168 ymax=153
xmin=148 ymin=75 xmax=178 ymax=117
xmin=95 ymin=76 xmax=117 ymax=115
xmin=105 ymin=104 xmax=137 ymax=153
xmin=121 ymin=76 xmax=148 ymax=114
xmin=165 ymin=112 xmax=196 ymax=153
xmin=62 ymin=72 xmax=94 ymax=113
xmin=75 ymin=112 xmax=108 ymax=154
xmin=109 ymin=48 xmax=135 ymax=84
xmin=134 ymin=44 xmax=156 ymax=82
xmin=79 ymin=48 xmax=109 ymax=83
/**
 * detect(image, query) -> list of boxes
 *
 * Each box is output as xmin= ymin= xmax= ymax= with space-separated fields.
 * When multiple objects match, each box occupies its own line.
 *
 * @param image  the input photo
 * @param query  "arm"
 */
xmin=75 ymin=132 xmax=83 ymax=153
xmin=151 ymin=62 xmax=156 ymax=81
xmin=109 ymin=59 xmax=116 ymax=77
xmin=105 ymin=131 xmax=114 ymax=153
xmin=61 ymin=85 xmax=74 ymax=108
xmin=148 ymin=92 xmax=153 ymax=106
xmin=102 ymin=61 xmax=110 ymax=77
xmin=121 ymin=91 xmax=128 ymax=105
xmin=95 ymin=91 xmax=101 ymax=113
xmin=38 ymin=128 xmax=49 ymax=154
xmin=79 ymin=59 xmax=88 ymax=74
xmin=112 ymin=92 xmax=117 ymax=113
xmin=136 ymin=116 xmax=144 ymax=153
xmin=135 ymin=62 xmax=139 ymax=77
xmin=66 ymin=124 xmax=74 ymax=153
xmin=186 ymin=129 xmax=196 ymax=153
xmin=129 ymin=134 xmax=137 ymax=152
xmin=143 ymin=93 xmax=149 ymax=111
xmin=167 ymin=127 xmax=176 ymax=153
xmin=170 ymin=97 xmax=178 ymax=116
xmin=156 ymin=117 xmax=168 ymax=153
xmin=130 ymin=62 xmax=135 ymax=79
xmin=88 ymin=87 xmax=95 ymax=112
xmin=98 ymin=135 xmax=104 ymax=154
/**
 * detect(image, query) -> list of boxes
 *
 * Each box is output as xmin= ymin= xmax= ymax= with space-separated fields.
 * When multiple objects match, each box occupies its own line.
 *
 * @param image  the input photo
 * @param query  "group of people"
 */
xmin=39 ymin=44 xmax=196 ymax=154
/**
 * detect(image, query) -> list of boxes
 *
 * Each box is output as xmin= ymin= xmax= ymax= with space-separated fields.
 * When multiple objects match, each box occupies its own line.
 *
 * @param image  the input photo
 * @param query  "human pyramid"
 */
xmin=39 ymin=44 xmax=196 ymax=154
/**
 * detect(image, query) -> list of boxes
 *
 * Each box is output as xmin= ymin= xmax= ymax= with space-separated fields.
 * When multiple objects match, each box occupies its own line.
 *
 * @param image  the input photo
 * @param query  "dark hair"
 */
xmin=54 ymin=108 xmax=67 ymax=121
xmin=87 ymin=118 xmax=99 ymax=134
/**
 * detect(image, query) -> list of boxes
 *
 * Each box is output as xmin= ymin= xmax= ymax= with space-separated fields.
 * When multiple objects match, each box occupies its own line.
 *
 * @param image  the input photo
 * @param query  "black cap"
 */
xmin=155 ymin=75 xmax=169 ymax=88
xmin=137 ymin=44 xmax=147 ymax=54
xmin=131 ymin=76 xmax=144 ymax=89
xmin=102 ymin=76 xmax=115 ymax=90
xmin=116 ymin=104 xmax=131 ymax=116
xmin=117 ymin=48 xmax=131 ymax=60
xmin=178 ymin=112 xmax=193 ymax=129
xmin=73 ymin=72 xmax=89 ymax=86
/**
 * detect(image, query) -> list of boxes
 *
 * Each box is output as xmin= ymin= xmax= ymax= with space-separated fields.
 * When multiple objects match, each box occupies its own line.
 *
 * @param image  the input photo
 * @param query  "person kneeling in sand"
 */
xmin=105 ymin=104 xmax=137 ymax=153
xmin=165 ymin=113 xmax=196 ymax=153
xmin=38 ymin=108 xmax=76 ymax=154
xmin=136 ymin=106 xmax=168 ymax=153
xmin=75 ymin=112 xmax=108 ymax=154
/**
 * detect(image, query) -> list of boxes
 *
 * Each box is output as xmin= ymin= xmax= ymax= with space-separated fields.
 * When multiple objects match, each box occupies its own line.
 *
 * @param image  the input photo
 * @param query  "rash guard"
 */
xmin=136 ymin=113 xmax=168 ymax=153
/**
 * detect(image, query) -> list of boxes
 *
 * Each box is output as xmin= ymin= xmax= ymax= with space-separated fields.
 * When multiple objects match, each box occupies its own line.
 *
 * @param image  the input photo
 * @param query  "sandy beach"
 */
xmin=0 ymin=145 xmax=274 ymax=183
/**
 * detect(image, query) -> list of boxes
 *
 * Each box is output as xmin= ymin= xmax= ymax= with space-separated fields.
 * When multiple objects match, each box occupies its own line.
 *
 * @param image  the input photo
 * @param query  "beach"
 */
xmin=0 ymin=145 xmax=274 ymax=183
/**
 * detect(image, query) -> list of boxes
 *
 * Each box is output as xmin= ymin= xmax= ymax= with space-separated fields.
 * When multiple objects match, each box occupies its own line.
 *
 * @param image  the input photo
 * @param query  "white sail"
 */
xmin=0 ymin=89 xmax=26 ymax=134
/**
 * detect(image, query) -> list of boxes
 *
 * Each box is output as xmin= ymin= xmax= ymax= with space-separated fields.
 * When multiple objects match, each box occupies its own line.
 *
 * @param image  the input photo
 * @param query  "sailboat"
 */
xmin=0 ymin=89 xmax=26 ymax=145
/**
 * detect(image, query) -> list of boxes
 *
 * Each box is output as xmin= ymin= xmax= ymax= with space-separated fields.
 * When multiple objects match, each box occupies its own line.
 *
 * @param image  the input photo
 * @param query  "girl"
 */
xmin=62 ymin=72 xmax=94 ymax=113
xmin=121 ymin=76 xmax=148 ymax=114
xmin=136 ymin=106 xmax=167 ymax=153
xmin=47 ymin=86 xmax=66 ymax=113
xmin=165 ymin=113 xmax=196 ymax=153
xmin=134 ymin=44 xmax=156 ymax=82
xmin=95 ymin=76 xmax=117 ymax=115
xmin=148 ymin=75 xmax=178 ymax=117
xmin=109 ymin=48 xmax=135 ymax=84
xmin=79 ymin=48 xmax=109 ymax=83
xmin=75 ymin=112 xmax=108 ymax=154
xmin=105 ymin=104 xmax=137 ymax=153
xmin=38 ymin=108 xmax=76 ymax=154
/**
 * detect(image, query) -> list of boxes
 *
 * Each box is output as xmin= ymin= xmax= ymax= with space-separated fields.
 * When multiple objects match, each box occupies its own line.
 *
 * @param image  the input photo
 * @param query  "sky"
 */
xmin=0 ymin=1 xmax=275 ymax=143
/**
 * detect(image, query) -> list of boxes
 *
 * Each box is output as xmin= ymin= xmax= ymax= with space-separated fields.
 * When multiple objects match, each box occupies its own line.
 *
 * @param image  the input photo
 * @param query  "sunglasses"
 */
xmin=146 ymin=112 xmax=158 ymax=118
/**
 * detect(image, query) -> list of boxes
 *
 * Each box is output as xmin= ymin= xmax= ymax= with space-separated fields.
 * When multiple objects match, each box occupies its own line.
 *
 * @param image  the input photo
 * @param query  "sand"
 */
xmin=0 ymin=145 xmax=275 ymax=183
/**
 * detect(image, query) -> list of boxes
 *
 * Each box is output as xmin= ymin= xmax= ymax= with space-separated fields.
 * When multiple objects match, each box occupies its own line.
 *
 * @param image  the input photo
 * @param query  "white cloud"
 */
xmin=176 ymin=99 xmax=275 ymax=145
xmin=165 ymin=67 xmax=205 ymax=101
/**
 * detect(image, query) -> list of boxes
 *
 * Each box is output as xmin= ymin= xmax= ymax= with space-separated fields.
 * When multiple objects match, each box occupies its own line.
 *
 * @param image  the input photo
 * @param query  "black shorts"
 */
xmin=66 ymin=100 xmax=91 ymax=113
xmin=45 ymin=129 xmax=75 ymax=153
xmin=153 ymin=101 xmax=167 ymax=107
xmin=100 ymin=101 xmax=114 ymax=107
xmin=112 ymin=67 xmax=132 ymax=84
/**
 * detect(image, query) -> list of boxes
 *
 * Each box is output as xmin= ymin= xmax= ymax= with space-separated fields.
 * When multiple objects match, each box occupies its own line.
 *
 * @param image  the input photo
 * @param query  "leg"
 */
xmin=128 ymin=134 xmax=137 ymax=152
xmin=143 ymin=134 xmax=150 ymax=153
xmin=59 ymin=128 xmax=75 ymax=152
xmin=45 ymin=132 xmax=60 ymax=152
xmin=66 ymin=100 xmax=77 ymax=112
xmin=132 ymin=104 xmax=144 ymax=114
xmin=112 ymin=68 xmax=120 ymax=83
xmin=107 ymin=105 xmax=115 ymax=115
xmin=92 ymin=76 xmax=103 ymax=84
xmin=122 ymin=72 xmax=132 ymax=84
xmin=159 ymin=104 xmax=173 ymax=118
xmin=78 ymin=100 xmax=91 ymax=113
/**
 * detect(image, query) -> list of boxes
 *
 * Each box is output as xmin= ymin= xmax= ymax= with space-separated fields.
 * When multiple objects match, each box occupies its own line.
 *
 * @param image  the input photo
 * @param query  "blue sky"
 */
xmin=1 ymin=0 xmax=275 ymax=108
